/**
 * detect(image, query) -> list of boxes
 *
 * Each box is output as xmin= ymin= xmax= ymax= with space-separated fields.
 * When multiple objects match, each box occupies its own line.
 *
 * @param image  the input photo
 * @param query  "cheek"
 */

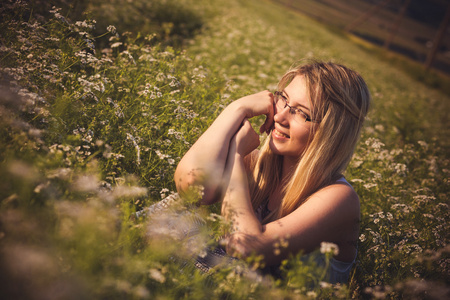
xmin=291 ymin=126 xmax=314 ymax=152
xmin=291 ymin=126 xmax=311 ymax=144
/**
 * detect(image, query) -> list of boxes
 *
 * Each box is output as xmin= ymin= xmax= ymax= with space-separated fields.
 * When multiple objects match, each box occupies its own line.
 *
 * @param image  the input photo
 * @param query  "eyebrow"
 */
xmin=282 ymin=90 xmax=311 ymax=112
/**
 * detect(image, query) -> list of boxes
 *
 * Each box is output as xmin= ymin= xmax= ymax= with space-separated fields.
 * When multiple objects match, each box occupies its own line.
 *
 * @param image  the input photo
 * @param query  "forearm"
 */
xmin=174 ymin=90 xmax=274 ymax=204
xmin=174 ymin=101 xmax=247 ymax=203
xmin=221 ymin=149 xmax=262 ymax=236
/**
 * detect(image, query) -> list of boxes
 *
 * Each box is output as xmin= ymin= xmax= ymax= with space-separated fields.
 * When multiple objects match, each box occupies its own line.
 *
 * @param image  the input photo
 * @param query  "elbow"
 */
xmin=173 ymin=166 xmax=192 ymax=194
xmin=173 ymin=166 xmax=218 ymax=205
xmin=173 ymin=166 xmax=197 ymax=197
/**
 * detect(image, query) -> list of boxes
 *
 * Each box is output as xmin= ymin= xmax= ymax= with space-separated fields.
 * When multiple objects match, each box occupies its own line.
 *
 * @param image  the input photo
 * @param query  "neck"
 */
xmin=281 ymin=155 xmax=297 ymax=183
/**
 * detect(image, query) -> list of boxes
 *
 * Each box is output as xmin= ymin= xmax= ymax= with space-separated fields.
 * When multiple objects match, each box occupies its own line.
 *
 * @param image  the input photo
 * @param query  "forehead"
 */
xmin=284 ymin=75 xmax=311 ymax=109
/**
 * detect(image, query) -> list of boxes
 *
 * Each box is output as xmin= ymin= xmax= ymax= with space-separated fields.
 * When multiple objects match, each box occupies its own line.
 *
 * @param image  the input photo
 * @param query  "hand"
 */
xmin=232 ymin=119 xmax=260 ymax=157
xmin=234 ymin=91 xmax=274 ymax=134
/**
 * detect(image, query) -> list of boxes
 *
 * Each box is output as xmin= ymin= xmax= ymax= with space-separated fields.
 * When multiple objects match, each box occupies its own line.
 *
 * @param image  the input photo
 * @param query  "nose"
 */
xmin=274 ymin=105 xmax=290 ymax=126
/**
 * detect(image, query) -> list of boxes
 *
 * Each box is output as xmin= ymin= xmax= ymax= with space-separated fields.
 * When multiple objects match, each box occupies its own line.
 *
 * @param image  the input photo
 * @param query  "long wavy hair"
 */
xmin=248 ymin=60 xmax=371 ymax=223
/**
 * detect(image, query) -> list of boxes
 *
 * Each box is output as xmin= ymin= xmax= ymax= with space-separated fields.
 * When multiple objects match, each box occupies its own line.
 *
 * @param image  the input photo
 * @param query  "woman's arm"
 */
xmin=222 ymin=123 xmax=360 ymax=265
xmin=174 ymin=91 xmax=274 ymax=204
xmin=221 ymin=120 xmax=262 ymax=233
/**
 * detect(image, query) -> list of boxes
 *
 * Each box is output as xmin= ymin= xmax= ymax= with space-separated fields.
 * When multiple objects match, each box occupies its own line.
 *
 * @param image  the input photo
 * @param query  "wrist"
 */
xmin=233 ymin=151 xmax=245 ymax=161
xmin=228 ymin=98 xmax=251 ymax=119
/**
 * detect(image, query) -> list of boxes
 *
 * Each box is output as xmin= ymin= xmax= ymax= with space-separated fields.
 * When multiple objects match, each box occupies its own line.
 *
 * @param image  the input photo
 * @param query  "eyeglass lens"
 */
xmin=275 ymin=93 xmax=306 ymax=123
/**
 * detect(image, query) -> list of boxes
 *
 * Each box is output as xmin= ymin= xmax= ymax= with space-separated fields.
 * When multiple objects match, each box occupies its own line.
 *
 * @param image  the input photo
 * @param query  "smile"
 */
xmin=273 ymin=128 xmax=290 ymax=139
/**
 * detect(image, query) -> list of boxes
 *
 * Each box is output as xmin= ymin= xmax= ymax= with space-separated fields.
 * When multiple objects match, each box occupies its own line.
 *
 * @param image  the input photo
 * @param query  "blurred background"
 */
xmin=273 ymin=0 xmax=450 ymax=74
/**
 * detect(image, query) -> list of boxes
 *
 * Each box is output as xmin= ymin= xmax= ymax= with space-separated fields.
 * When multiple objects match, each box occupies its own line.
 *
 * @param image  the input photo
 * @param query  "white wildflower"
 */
xmin=126 ymin=133 xmax=140 ymax=165
xmin=363 ymin=183 xmax=377 ymax=189
xmin=155 ymin=150 xmax=169 ymax=160
xmin=437 ymin=203 xmax=448 ymax=209
xmin=350 ymin=178 xmax=364 ymax=183
xmin=306 ymin=291 xmax=317 ymax=298
xmin=319 ymin=281 xmax=332 ymax=288
xmin=369 ymin=170 xmax=382 ymax=180
xmin=160 ymin=188 xmax=170 ymax=199
xmin=351 ymin=160 xmax=364 ymax=168
xmin=149 ymin=269 xmax=166 ymax=283
xmin=387 ymin=212 xmax=393 ymax=221
xmin=133 ymin=286 xmax=149 ymax=299
xmin=111 ymin=42 xmax=122 ymax=48
xmin=107 ymin=25 xmax=117 ymax=34
xmin=113 ymin=186 xmax=147 ymax=199
xmin=188 ymin=185 xmax=205 ymax=199
xmin=156 ymin=73 xmax=166 ymax=82
xmin=75 ymin=20 xmax=94 ymax=29
xmin=73 ymin=175 xmax=99 ymax=193
xmin=365 ymin=138 xmax=385 ymax=152
xmin=34 ymin=182 xmax=49 ymax=193
xmin=418 ymin=140 xmax=428 ymax=149
xmin=320 ymin=242 xmax=339 ymax=255
xmin=47 ymin=168 xmax=72 ymax=179
xmin=359 ymin=234 xmax=366 ymax=242
xmin=391 ymin=203 xmax=411 ymax=214
xmin=160 ymin=51 xmax=174 ymax=57
xmin=390 ymin=148 xmax=403 ymax=156
xmin=393 ymin=163 xmax=407 ymax=175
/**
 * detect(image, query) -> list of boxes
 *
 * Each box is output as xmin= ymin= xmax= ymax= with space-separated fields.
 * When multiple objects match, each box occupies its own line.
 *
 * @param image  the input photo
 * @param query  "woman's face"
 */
xmin=269 ymin=75 xmax=315 ymax=158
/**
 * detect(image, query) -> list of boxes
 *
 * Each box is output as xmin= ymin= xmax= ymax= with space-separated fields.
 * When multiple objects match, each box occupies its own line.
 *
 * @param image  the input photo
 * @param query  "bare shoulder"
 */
xmin=320 ymin=179 xmax=359 ymax=202
xmin=259 ymin=178 xmax=360 ymax=263
xmin=306 ymin=180 xmax=360 ymax=221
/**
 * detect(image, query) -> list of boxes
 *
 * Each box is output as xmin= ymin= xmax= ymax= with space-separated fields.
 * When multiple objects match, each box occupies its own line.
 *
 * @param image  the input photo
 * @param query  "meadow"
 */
xmin=0 ymin=0 xmax=449 ymax=299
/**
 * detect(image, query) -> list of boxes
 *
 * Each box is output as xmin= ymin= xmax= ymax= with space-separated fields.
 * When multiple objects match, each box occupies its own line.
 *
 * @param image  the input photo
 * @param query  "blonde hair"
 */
xmin=249 ymin=60 xmax=370 ymax=223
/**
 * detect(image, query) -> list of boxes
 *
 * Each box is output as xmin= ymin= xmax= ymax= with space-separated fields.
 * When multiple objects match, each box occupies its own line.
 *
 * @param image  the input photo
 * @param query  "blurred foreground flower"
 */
xmin=320 ymin=242 xmax=339 ymax=256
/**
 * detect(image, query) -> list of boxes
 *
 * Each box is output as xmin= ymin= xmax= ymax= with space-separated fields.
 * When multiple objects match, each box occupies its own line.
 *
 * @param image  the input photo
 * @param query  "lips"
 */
xmin=273 ymin=128 xmax=290 ymax=139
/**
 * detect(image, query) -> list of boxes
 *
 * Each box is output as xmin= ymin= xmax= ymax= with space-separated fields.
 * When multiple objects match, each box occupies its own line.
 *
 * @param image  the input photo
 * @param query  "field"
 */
xmin=0 ymin=0 xmax=449 ymax=299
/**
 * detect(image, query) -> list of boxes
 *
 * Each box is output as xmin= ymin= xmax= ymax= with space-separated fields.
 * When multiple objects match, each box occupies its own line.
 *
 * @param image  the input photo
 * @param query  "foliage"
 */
xmin=0 ymin=0 xmax=449 ymax=299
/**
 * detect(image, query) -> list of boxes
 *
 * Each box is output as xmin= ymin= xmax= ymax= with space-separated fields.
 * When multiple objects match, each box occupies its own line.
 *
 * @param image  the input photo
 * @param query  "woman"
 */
xmin=174 ymin=60 xmax=370 ymax=283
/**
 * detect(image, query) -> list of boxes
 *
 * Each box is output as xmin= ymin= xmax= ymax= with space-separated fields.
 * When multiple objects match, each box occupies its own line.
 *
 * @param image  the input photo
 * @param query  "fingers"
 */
xmin=259 ymin=122 xmax=266 ymax=134
xmin=239 ymin=119 xmax=256 ymax=137
xmin=239 ymin=90 xmax=274 ymax=120
xmin=237 ymin=90 xmax=274 ymax=134
xmin=260 ymin=111 xmax=274 ymax=134
xmin=242 ymin=118 xmax=251 ymax=129
xmin=267 ymin=92 xmax=275 ymax=132
xmin=260 ymin=92 xmax=275 ymax=134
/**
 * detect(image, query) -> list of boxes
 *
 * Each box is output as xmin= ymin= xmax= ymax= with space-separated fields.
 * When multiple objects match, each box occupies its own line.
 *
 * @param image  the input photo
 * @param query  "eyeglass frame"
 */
xmin=273 ymin=91 xmax=319 ymax=123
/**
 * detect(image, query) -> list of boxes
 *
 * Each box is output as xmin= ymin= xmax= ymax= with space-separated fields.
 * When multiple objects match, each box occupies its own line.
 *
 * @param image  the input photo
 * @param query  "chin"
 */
xmin=268 ymin=137 xmax=284 ymax=156
xmin=269 ymin=136 xmax=305 ymax=158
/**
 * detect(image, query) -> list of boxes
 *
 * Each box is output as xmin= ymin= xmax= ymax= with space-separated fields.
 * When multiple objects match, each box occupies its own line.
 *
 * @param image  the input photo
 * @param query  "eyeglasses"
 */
xmin=273 ymin=91 xmax=318 ymax=123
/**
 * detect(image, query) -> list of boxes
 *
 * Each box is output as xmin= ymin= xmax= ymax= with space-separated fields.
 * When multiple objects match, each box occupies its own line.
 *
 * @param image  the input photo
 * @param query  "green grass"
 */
xmin=0 ymin=0 xmax=449 ymax=299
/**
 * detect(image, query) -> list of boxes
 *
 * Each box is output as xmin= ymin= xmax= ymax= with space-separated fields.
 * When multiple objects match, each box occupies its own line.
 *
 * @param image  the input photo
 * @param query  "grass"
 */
xmin=0 ymin=0 xmax=449 ymax=299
